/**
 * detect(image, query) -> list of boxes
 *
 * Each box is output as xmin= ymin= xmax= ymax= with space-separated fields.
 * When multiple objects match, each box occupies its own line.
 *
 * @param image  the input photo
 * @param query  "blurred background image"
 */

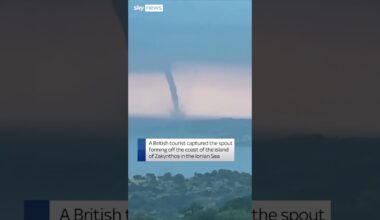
xmin=1 ymin=0 xmax=379 ymax=219
xmin=0 ymin=1 xmax=128 ymax=219
xmin=254 ymin=0 xmax=380 ymax=219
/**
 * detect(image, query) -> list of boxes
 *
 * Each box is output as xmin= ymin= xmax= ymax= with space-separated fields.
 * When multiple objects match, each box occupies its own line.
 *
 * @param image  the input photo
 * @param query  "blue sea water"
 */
xmin=128 ymin=117 xmax=252 ymax=177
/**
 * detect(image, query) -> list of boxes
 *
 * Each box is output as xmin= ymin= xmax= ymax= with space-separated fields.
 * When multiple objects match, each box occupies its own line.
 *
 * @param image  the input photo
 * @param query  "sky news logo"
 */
xmin=133 ymin=4 xmax=164 ymax=12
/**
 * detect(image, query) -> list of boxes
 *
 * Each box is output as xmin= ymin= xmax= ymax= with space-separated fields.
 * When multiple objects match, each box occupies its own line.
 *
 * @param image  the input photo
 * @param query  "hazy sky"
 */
xmin=128 ymin=0 xmax=252 ymax=71
xmin=128 ymin=0 xmax=252 ymax=118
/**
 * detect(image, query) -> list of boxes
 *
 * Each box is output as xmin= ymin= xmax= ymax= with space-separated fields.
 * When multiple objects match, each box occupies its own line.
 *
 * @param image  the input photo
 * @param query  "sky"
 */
xmin=128 ymin=0 xmax=252 ymax=118
xmin=0 ymin=0 xmax=379 ymax=137
xmin=128 ymin=0 xmax=252 ymax=71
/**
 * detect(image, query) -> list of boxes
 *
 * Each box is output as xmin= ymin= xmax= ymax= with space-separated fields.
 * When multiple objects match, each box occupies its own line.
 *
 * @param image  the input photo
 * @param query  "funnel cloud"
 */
xmin=165 ymin=68 xmax=183 ymax=118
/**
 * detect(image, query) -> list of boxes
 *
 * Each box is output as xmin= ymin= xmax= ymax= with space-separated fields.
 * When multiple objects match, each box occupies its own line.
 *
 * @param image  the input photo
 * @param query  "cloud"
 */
xmin=129 ymin=73 xmax=173 ymax=117
xmin=129 ymin=63 xmax=252 ymax=118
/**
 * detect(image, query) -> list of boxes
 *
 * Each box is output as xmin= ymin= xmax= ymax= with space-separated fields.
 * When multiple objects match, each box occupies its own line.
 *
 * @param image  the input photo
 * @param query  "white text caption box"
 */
xmin=145 ymin=138 xmax=234 ymax=162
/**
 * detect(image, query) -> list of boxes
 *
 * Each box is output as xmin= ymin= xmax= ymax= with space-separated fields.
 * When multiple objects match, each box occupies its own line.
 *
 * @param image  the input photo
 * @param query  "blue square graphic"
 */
xmin=138 ymin=138 xmax=146 ymax=162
